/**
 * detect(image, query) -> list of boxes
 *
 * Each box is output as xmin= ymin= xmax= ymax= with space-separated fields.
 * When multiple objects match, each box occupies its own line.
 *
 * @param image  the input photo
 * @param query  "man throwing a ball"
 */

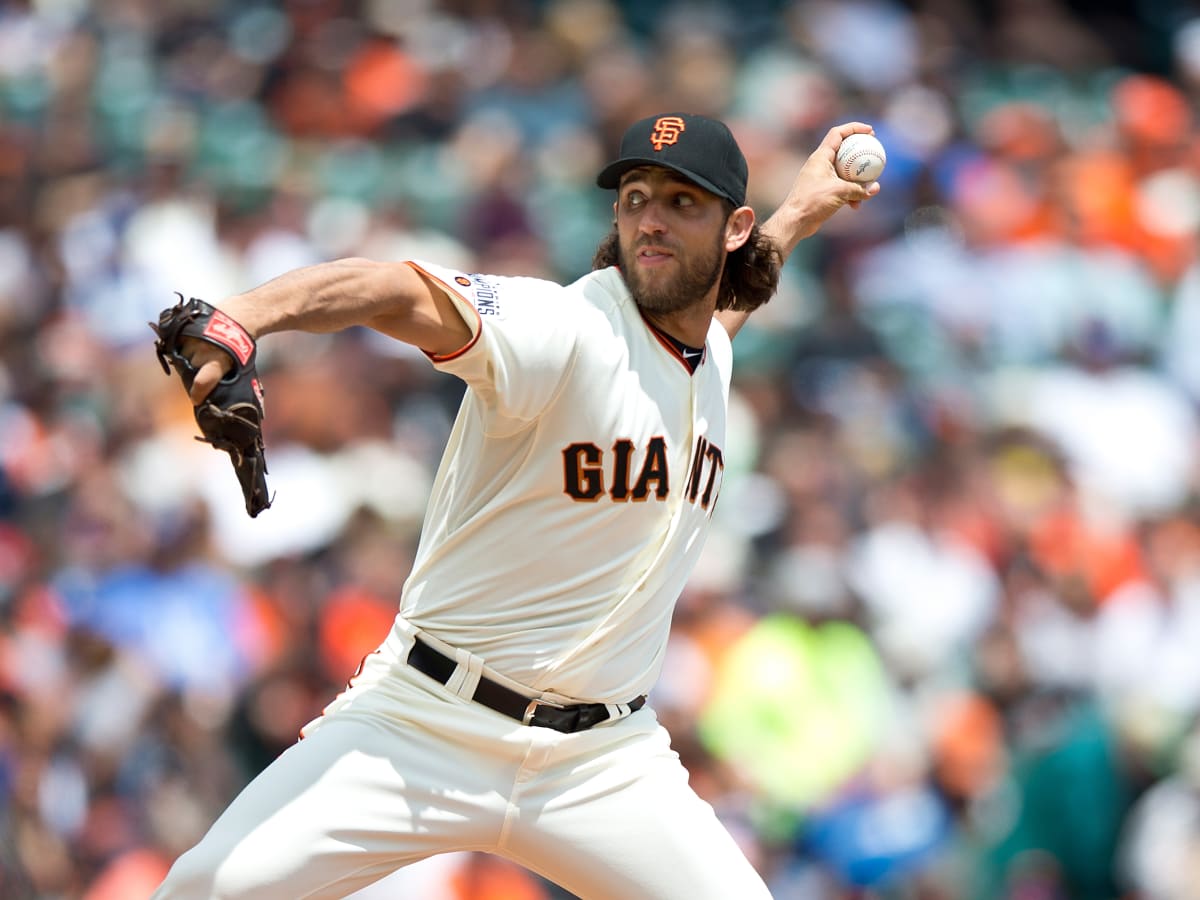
xmin=152 ymin=114 xmax=879 ymax=899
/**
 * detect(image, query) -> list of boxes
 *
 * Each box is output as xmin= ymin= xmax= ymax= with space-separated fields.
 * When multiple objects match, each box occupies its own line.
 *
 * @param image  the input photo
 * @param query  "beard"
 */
xmin=617 ymin=231 xmax=725 ymax=315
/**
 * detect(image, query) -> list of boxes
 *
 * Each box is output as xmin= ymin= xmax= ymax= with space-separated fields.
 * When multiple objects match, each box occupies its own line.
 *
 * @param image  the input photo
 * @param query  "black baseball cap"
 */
xmin=596 ymin=112 xmax=748 ymax=207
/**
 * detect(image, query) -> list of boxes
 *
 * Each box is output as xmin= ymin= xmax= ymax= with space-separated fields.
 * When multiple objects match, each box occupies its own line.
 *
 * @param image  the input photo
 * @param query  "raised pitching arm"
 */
xmin=716 ymin=122 xmax=881 ymax=340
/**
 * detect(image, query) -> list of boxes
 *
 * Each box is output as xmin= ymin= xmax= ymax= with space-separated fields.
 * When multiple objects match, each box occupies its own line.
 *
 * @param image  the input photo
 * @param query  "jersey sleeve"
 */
xmin=706 ymin=316 xmax=735 ymax=397
xmin=405 ymin=260 xmax=581 ymax=424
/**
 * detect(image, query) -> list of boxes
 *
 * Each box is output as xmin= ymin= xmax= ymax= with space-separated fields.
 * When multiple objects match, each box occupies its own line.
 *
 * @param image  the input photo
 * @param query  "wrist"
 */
xmin=763 ymin=203 xmax=813 ymax=258
xmin=217 ymin=295 xmax=268 ymax=340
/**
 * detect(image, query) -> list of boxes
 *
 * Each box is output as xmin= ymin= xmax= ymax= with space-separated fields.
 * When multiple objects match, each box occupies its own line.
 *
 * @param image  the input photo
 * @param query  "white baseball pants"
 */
xmin=151 ymin=621 xmax=771 ymax=900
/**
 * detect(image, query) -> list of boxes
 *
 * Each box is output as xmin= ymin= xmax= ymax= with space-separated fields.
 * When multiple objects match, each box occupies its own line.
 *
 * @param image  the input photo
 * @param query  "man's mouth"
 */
xmin=637 ymin=245 xmax=674 ymax=264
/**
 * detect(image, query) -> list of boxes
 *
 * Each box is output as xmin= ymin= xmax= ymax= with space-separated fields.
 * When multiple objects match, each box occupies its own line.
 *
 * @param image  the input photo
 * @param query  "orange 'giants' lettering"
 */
xmin=563 ymin=437 xmax=669 ymax=502
xmin=562 ymin=442 xmax=605 ymax=501
xmin=563 ymin=435 xmax=721 ymax=509
xmin=685 ymin=435 xmax=724 ymax=511
xmin=609 ymin=439 xmax=635 ymax=501
xmin=630 ymin=437 xmax=668 ymax=500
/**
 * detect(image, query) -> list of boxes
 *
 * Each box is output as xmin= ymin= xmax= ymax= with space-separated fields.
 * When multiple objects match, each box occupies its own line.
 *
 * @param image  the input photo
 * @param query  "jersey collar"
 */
xmin=639 ymin=310 xmax=706 ymax=374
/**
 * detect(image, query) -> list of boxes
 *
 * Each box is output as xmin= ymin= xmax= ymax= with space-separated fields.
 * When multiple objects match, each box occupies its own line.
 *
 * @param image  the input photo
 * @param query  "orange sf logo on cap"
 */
xmin=649 ymin=116 xmax=686 ymax=151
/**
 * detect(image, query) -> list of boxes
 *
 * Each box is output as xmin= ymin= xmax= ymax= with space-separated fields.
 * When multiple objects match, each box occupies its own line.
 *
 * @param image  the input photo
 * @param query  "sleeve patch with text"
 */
xmin=455 ymin=273 xmax=502 ymax=317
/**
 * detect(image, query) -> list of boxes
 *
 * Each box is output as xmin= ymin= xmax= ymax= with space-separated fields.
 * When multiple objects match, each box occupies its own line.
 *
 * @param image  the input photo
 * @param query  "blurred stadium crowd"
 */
xmin=5 ymin=0 xmax=1200 ymax=897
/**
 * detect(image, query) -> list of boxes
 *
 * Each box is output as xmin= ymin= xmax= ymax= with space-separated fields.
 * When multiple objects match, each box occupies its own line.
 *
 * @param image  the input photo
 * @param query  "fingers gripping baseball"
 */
xmin=776 ymin=124 xmax=880 ymax=243
xmin=820 ymin=123 xmax=882 ymax=200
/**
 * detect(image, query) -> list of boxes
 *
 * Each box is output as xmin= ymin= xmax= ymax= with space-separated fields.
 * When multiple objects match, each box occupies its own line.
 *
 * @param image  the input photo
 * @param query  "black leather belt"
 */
xmin=406 ymin=636 xmax=646 ymax=734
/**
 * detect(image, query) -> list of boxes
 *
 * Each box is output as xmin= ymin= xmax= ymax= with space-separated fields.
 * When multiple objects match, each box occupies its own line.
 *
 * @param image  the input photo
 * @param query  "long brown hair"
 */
xmin=590 ymin=212 xmax=783 ymax=313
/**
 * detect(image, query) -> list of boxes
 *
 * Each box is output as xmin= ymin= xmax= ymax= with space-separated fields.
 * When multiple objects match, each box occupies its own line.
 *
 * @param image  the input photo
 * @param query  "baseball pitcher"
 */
xmin=150 ymin=114 xmax=879 ymax=899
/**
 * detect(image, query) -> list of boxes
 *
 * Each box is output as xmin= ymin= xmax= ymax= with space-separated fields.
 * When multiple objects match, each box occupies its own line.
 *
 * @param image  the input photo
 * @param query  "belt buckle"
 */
xmin=522 ymin=697 xmax=564 ymax=726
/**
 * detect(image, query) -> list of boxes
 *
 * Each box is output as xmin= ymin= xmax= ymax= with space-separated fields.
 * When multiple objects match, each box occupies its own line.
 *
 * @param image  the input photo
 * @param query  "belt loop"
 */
xmin=444 ymin=647 xmax=484 ymax=700
xmin=522 ymin=699 xmax=540 ymax=726
xmin=458 ymin=652 xmax=484 ymax=700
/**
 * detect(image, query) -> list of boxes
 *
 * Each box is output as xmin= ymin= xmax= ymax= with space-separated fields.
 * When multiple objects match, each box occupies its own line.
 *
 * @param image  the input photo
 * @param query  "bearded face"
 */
xmin=591 ymin=170 xmax=774 ymax=316
xmin=606 ymin=168 xmax=734 ymax=315
xmin=616 ymin=223 xmax=726 ymax=315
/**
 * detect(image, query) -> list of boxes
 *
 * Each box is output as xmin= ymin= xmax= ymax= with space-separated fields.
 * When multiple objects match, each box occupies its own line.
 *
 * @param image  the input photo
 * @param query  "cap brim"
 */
xmin=596 ymin=158 xmax=735 ymax=204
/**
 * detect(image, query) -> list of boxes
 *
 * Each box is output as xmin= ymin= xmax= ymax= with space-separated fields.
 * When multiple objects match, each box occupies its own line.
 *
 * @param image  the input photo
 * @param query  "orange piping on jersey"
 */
xmin=638 ymin=307 xmax=705 ymax=372
xmin=404 ymin=261 xmax=484 ymax=362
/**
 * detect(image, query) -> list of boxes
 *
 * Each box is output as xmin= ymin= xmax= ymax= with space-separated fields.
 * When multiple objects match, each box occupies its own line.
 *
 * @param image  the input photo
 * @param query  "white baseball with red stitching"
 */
xmin=835 ymin=133 xmax=886 ymax=183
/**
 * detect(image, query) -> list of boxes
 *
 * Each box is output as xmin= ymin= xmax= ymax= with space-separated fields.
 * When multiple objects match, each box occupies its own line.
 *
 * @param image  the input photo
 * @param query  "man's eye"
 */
xmin=625 ymin=191 xmax=645 ymax=207
xmin=675 ymin=194 xmax=694 ymax=207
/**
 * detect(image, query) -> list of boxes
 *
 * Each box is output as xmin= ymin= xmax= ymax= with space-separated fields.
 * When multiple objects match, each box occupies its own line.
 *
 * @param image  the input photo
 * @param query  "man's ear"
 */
xmin=725 ymin=206 xmax=755 ymax=252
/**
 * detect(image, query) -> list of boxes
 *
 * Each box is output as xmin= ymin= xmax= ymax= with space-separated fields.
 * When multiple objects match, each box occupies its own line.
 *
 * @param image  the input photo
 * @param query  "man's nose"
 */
xmin=637 ymin=200 xmax=669 ymax=234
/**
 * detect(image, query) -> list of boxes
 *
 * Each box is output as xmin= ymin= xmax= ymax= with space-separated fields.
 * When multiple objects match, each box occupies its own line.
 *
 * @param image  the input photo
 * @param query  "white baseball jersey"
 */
xmin=399 ymin=261 xmax=732 ymax=703
xmin=151 ymin=262 xmax=774 ymax=900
